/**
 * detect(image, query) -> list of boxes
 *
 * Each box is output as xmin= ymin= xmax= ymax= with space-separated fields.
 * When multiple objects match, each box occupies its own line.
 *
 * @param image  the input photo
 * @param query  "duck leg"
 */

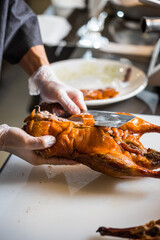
xmin=73 ymin=152 xmax=160 ymax=179
xmin=120 ymin=116 xmax=160 ymax=135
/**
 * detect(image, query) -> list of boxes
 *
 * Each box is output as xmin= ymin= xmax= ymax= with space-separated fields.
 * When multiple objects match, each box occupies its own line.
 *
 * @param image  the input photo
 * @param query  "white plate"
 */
xmin=50 ymin=58 xmax=148 ymax=106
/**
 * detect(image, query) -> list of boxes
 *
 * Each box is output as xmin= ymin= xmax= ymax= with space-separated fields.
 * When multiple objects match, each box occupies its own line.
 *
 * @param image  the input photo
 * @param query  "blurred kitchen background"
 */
xmin=1 ymin=0 xmax=160 ymax=166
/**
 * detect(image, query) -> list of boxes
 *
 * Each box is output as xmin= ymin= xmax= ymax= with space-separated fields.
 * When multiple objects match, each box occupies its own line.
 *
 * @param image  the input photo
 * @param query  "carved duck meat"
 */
xmin=23 ymin=105 xmax=160 ymax=179
xmin=81 ymin=87 xmax=119 ymax=100
xmin=97 ymin=219 xmax=160 ymax=239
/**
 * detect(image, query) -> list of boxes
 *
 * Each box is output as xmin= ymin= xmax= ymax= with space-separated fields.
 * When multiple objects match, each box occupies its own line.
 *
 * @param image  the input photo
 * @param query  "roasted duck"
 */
xmin=23 ymin=104 xmax=160 ymax=178
xmin=97 ymin=219 xmax=160 ymax=239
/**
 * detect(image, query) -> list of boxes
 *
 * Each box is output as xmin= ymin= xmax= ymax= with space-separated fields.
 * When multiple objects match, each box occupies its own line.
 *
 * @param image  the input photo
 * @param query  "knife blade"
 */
xmin=88 ymin=110 xmax=135 ymax=127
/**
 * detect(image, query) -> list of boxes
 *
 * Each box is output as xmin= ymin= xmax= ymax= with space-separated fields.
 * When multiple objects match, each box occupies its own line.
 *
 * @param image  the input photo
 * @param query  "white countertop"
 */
xmin=0 ymin=114 xmax=160 ymax=240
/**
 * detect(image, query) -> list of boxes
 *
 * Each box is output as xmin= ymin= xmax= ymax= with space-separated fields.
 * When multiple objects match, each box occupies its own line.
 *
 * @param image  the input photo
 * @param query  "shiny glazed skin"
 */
xmin=23 ymin=109 xmax=160 ymax=178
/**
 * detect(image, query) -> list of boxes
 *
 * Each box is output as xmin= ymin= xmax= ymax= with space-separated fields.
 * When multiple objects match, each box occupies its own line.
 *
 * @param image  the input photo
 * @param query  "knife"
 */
xmin=88 ymin=110 xmax=135 ymax=128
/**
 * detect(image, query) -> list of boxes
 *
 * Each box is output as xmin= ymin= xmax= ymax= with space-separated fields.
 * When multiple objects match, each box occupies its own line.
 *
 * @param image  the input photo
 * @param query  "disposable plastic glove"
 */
xmin=0 ymin=124 xmax=77 ymax=165
xmin=28 ymin=65 xmax=87 ymax=115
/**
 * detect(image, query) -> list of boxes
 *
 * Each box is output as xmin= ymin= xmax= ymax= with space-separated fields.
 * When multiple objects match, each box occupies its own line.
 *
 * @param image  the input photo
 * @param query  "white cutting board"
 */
xmin=0 ymin=114 xmax=160 ymax=240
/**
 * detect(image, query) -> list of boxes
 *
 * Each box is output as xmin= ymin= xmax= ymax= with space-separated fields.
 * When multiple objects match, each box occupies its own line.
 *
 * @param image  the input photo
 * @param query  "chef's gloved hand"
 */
xmin=0 ymin=124 xmax=77 ymax=165
xmin=28 ymin=65 xmax=87 ymax=115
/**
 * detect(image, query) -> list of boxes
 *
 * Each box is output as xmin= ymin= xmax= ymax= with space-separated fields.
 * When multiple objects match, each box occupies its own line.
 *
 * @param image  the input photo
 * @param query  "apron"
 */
xmin=0 ymin=0 xmax=42 ymax=71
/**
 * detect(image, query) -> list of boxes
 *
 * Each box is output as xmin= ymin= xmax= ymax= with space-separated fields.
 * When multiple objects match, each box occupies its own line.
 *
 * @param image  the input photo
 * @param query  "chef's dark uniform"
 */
xmin=0 ymin=0 xmax=42 ymax=71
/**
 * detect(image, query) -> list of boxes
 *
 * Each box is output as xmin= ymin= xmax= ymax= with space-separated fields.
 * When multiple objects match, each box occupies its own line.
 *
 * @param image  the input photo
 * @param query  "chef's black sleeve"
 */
xmin=3 ymin=0 xmax=43 ymax=64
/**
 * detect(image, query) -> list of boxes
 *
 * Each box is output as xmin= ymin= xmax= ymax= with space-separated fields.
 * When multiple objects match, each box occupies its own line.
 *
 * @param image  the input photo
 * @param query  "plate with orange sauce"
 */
xmin=51 ymin=58 xmax=147 ymax=106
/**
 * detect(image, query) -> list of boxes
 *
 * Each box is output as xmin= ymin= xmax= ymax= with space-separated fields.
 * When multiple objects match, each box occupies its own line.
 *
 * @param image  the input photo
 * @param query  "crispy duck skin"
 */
xmin=23 ymin=105 xmax=160 ymax=178
xmin=97 ymin=219 xmax=160 ymax=239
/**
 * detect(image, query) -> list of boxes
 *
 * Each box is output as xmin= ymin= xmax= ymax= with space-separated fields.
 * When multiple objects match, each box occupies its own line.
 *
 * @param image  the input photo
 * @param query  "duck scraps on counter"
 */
xmin=97 ymin=219 xmax=160 ymax=239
